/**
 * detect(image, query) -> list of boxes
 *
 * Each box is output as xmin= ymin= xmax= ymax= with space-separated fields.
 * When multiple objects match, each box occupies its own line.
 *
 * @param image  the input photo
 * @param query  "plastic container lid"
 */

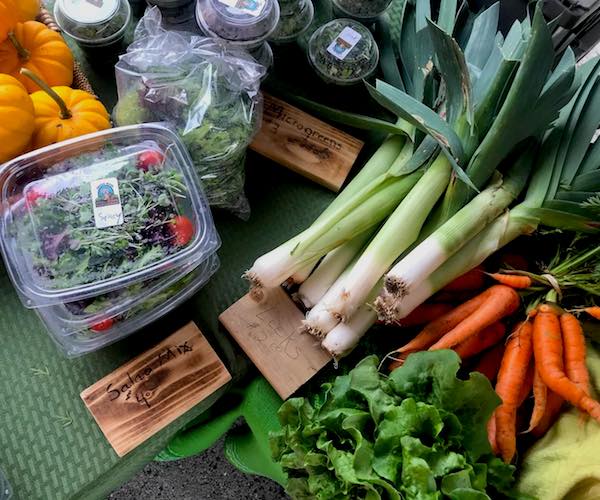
xmin=269 ymin=0 xmax=314 ymax=44
xmin=331 ymin=0 xmax=392 ymax=21
xmin=146 ymin=0 xmax=197 ymax=24
xmin=38 ymin=254 xmax=220 ymax=357
xmin=195 ymin=0 xmax=280 ymax=47
xmin=248 ymin=41 xmax=274 ymax=72
xmin=308 ymin=18 xmax=379 ymax=86
xmin=0 ymin=124 xmax=219 ymax=308
xmin=54 ymin=0 xmax=131 ymax=46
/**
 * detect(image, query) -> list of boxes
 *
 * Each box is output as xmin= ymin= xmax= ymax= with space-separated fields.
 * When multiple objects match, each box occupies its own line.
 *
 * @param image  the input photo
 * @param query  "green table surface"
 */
xmin=0 ymin=2 xmax=398 ymax=497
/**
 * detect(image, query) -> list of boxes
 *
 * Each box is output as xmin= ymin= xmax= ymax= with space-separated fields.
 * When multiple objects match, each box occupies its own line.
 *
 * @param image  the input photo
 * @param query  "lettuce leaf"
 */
xmin=271 ymin=350 xmax=521 ymax=500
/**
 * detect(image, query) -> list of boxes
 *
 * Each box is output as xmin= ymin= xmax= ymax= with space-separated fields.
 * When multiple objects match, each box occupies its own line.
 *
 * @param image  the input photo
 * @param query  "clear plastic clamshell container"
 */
xmin=0 ymin=124 xmax=219 ymax=308
xmin=269 ymin=0 xmax=314 ymax=44
xmin=54 ymin=0 xmax=131 ymax=57
xmin=195 ymin=0 xmax=280 ymax=48
xmin=146 ymin=0 xmax=197 ymax=24
xmin=331 ymin=0 xmax=393 ymax=21
xmin=38 ymin=254 xmax=220 ymax=357
xmin=308 ymin=18 xmax=379 ymax=85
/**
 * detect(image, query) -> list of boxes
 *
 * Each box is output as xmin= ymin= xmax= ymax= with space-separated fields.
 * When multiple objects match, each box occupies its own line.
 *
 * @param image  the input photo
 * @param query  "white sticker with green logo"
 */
xmin=327 ymin=26 xmax=362 ymax=61
xmin=91 ymin=177 xmax=124 ymax=229
xmin=218 ymin=0 xmax=266 ymax=17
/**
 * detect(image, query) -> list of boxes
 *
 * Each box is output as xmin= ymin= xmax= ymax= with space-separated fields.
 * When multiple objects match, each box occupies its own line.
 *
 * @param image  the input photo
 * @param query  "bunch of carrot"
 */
xmin=490 ymin=304 xmax=600 ymax=463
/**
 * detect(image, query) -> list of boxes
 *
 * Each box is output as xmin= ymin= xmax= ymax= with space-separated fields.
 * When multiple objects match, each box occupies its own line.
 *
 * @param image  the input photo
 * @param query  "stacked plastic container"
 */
xmin=0 ymin=124 xmax=220 ymax=357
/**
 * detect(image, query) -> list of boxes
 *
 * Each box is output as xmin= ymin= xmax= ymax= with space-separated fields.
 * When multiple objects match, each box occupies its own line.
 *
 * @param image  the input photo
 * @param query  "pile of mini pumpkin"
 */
xmin=0 ymin=0 xmax=111 ymax=163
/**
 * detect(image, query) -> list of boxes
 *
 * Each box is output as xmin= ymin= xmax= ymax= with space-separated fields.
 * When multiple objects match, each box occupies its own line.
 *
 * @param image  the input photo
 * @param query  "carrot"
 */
xmin=539 ymin=303 xmax=563 ymax=314
xmin=517 ymin=362 xmax=535 ymax=406
xmin=526 ymin=368 xmax=547 ymax=432
xmin=531 ymin=390 xmax=564 ymax=438
xmin=583 ymin=306 xmax=600 ymax=320
xmin=429 ymin=285 xmax=520 ymax=351
xmin=474 ymin=344 xmax=505 ymax=382
xmin=488 ymin=414 xmax=498 ymax=454
xmin=494 ymin=321 xmax=533 ymax=463
xmin=395 ymin=302 xmax=454 ymax=327
xmin=453 ymin=322 xmax=506 ymax=359
xmin=487 ymin=273 xmax=532 ymax=289
xmin=561 ymin=313 xmax=590 ymax=396
xmin=442 ymin=266 xmax=485 ymax=292
xmin=533 ymin=311 xmax=600 ymax=422
xmin=389 ymin=289 xmax=494 ymax=368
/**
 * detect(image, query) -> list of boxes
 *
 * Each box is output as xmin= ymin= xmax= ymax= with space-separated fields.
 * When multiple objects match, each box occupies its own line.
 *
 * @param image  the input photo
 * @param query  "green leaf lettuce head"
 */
xmin=271 ymin=350 xmax=525 ymax=499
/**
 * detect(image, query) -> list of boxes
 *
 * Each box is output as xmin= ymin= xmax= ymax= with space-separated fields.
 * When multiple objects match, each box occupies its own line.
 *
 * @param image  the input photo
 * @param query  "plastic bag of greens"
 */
xmin=114 ymin=7 xmax=265 ymax=218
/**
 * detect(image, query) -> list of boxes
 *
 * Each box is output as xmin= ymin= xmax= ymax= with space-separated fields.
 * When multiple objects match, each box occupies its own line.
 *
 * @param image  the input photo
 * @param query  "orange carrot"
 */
xmin=453 ymin=322 xmax=506 ymax=359
xmin=494 ymin=321 xmax=533 ymax=463
xmin=443 ymin=266 xmax=485 ymax=292
xmin=517 ymin=362 xmax=535 ymax=406
xmin=583 ymin=306 xmax=600 ymax=320
xmin=474 ymin=344 xmax=505 ymax=382
xmin=561 ymin=313 xmax=590 ymax=396
xmin=395 ymin=303 xmax=454 ymax=327
xmin=487 ymin=273 xmax=532 ymax=289
xmin=429 ymin=285 xmax=520 ymax=351
xmin=488 ymin=414 xmax=498 ymax=454
xmin=531 ymin=390 xmax=564 ymax=438
xmin=527 ymin=368 xmax=547 ymax=432
xmin=533 ymin=311 xmax=600 ymax=422
xmin=539 ymin=303 xmax=563 ymax=314
xmin=389 ymin=289 xmax=494 ymax=368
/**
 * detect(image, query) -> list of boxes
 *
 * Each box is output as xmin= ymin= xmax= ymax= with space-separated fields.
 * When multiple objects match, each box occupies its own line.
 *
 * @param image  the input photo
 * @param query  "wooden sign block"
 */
xmin=220 ymin=288 xmax=331 ymax=399
xmin=81 ymin=322 xmax=231 ymax=457
xmin=250 ymin=93 xmax=364 ymax=192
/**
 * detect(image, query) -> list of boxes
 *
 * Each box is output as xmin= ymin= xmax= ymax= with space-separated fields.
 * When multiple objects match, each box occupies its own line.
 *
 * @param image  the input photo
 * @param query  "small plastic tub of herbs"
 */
xmin=145 ymin=0 xmax=197 ymax=25
xmin=54 ymin=0 xmax=131 ymax=61
xmin=0 ymin=124 xmax=219 ymax=308
xmin=269 ymin=0 xmax=314 ymax=44
xmin=308 ymin=18 xmax=379 ymax=86
xmin=331 ymin=0 xmax=392 ymax=21
xmin=195 ymin=0 xmax=280 ymax=49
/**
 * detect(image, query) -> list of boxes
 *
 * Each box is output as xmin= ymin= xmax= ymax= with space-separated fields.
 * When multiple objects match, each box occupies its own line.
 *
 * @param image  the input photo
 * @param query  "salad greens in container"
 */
xmin=114 ymin=7 xmax=265 ymax=217
xmin=195 ymin=0 xmax=280 ymax=49
xmin=308 ymin=18 xmax=379 ymax=85
xmin=269 ymin=0 xmax=314 ymax=44
xmin=0 ymin=123 xmax=219 ymax=308
xmin=331 ymin=0 xmax=393 ymax=21
xmin=146 ymin=0 xmax=197 ymax=24
xmin=54 ymin=0 xmax=132 ymax=60
xmin=38 ymin=254 xmax=219 ymax=357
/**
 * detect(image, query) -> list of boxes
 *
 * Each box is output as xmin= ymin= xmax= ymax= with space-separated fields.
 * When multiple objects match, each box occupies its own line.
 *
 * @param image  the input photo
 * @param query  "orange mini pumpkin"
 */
xmin=0 ymin=21 xmax=73 ymax=93
xmin=0 ymin=74 xmax=35 ymax=163
xmin=16 ymin=0 xmax=41 ymax=21
xmin=0 ymin=0 xmax=18 ymax=41
xmin=22 ymin=70 xmax=110 ymax=149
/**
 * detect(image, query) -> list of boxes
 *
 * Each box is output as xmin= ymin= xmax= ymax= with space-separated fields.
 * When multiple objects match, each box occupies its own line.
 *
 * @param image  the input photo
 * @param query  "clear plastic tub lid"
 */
xmin=195 ymin=0 xmax=280 ymax=46
xmin=269 ymin=0 xmax=314 ymax=43
xmin=54 ymin=0 xmax=131 ymax=45
xmin=0 ymin=124 xmax=219 ymax=307
xmin=46 ymin=249 xmax=216 ymax=335
xmin=331 ymin=0 xmax=393 ymax=19
xmin=39 ymin=253 xmax=220 ymax=357
xmin=308 ymin=19 xmax=379 ymax=85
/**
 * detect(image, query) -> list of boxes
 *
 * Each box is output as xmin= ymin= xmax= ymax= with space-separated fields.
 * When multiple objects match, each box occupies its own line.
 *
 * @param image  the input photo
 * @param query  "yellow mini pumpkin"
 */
xmin=0 ymin=21 xmax=73 ymax=93
xmin=0 ymin=0 xmax=18 ymax=41
xmin=16 ymin=0 xmax=40 ymax=21
xmin=22 ymin=70 xmax=110 ymax=149
xmin=0 ymin=74 xmax=35 ymax=163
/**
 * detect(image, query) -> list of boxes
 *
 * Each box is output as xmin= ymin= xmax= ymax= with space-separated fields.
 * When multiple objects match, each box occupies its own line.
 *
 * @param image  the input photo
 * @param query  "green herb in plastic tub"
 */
xmin=146 ymin=0 xmax=197 ymax=24
xmin=0 ymin=124 xmax=219 ymax=308
xmin=308 ymin=18 xmax=378 ymax=85
xmin=54 ymin=0 xmax=131 ymax=60
xmin=269 ymin=0 xmax=314 ymax=44
xmin=195 ymin=0 xmax=280 ymax=49
xmin=331 ymin=0 xmax=392 ymax=21
xmin=39 ymin=254 xmax=219 ymax=357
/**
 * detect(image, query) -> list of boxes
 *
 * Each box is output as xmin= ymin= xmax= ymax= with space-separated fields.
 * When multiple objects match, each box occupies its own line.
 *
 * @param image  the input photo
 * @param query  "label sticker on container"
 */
xmin=60 ymin=0 xmax=119 ymax=25
xmin=327 ymin=26 xmax=362 ymax=60
xmin=91 ymin=177 xmax=124 ymax=229
xmin=218 ymin=0 xmax=266 ymax=17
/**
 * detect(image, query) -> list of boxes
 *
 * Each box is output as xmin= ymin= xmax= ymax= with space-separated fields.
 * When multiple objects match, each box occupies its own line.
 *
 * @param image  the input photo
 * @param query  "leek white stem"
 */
xmin=327 ymin=154 xmax=452 ymax=321
xmin=289 ymin=259 xmax=318 ymax=285
xmin=296 ymin=230 xmax=372 ymax=308
xmin=384 ymin=167 xmax=527 ymax=299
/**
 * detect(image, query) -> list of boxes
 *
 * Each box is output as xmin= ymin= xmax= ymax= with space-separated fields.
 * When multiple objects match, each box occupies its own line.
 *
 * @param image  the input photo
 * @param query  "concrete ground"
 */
xmin=109 ymin=438 xmax=288 ymax=500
